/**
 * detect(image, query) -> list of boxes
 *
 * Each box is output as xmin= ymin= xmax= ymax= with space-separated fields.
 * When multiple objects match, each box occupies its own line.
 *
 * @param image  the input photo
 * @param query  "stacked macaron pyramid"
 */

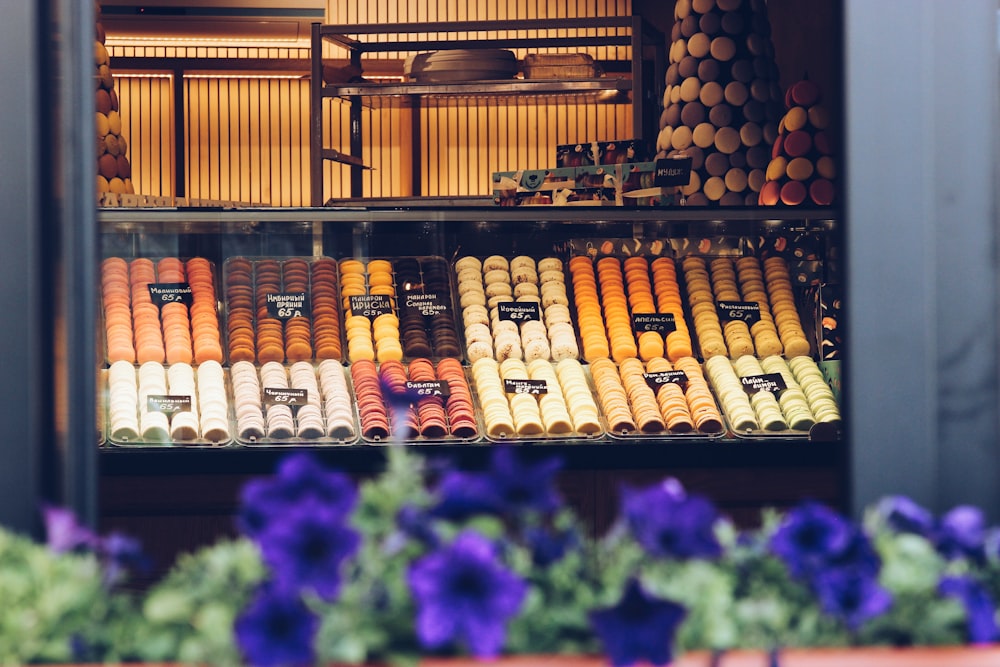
xmin=760 ymin=78 xmax=836 ymax=206
xmin=95 ymin=1 xmax=134 ymax=198
xmin=658 ymin=0 xmax=784 ymax=206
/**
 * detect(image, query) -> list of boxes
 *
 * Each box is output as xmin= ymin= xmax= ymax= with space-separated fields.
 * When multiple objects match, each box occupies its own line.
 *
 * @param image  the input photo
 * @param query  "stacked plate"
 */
xmin=405 ymin=49 xmax=518 ymax=83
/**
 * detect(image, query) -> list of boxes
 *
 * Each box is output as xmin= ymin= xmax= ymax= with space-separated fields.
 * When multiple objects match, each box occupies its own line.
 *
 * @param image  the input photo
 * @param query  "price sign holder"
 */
xmin=740 ymin=373 xmax=787 ymax=395
xmin=146 ymin=395 xmax=192 ymax=417
xmin=266 ymin=292 xmax=311 ymax=320
xmin=498 ymin=301 xmax=541 ymax=322
xmin=503 ymin=378 xmax=548 ymax=395
xmin=632 ymin=313 xmax=676 ymax=334
xmin=717 ymin=301 xmax=762 ymax=324
xmin=148 ymin=283 xmax=193 ymax=307
xmin=263 ymin=387 xmax=309 ymax=413
xmin=653 ymin=155 xmax=693 ymax=187
xmin=349 ymin=294 xmax=393 ymax=320
xmin=643 ymin=370 xmax=688 ymax=391
xmin=404 ymin=380 xmax=450 ymax=399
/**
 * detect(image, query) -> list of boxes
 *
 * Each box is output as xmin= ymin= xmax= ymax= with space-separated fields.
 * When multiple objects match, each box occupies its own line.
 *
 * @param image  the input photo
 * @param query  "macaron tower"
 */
xmin=657 ymin=0 xmax=785 ymax=206
xmin=759 ymin=78 xmax=836 ymax=206
xmin=95 ymin=1 xmax=134 ymax=198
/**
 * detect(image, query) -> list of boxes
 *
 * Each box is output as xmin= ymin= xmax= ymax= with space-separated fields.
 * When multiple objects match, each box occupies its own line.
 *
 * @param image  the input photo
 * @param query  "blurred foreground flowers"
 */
xmin=3 ymin=448 xmax=1000 ymax=666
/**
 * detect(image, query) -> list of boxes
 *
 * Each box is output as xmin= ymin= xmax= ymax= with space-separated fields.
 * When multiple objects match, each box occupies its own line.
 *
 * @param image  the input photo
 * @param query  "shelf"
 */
xmin=99 ymin=439 xmax=844 ymax=477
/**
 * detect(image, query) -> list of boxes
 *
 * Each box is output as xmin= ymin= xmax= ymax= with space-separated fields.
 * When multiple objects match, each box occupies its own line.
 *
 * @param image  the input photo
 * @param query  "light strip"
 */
xmin=105 ymin=36 xmax=309 ymax=47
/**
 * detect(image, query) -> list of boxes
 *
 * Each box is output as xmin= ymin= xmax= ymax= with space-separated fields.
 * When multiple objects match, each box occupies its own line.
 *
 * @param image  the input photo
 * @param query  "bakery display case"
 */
xmin=97 ymin=204 xmax=841 ymax=465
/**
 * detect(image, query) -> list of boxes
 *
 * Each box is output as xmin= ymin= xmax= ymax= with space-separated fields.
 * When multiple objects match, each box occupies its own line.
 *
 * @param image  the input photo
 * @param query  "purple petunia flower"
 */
xmin=396 ymin=505 xmax=440 ymax=549
xmin=42 ymin=505 xmax=97 ymax=553
xmin=936 ymin=505 xmax=987 ymax=562
xmin=877 ymin=495 xmax=935 ymax=537
xmin=621 ymin=480 xmax=721 ymax=560
xmin=98 ymin=532 xmax=151 ymax=586
xmin=769 ymin=501 xmax=853 ymax=579
xmin=939 ymin=575 xmax=1000 ymax=644
xmin=238 ymin=453 xmax=357 ymax=539
xmin=407 ymin=531 xmax=527 ymax=658
xmin=525 ymin=525 xmax=580 ymax=567
xmin=256 ymin=501 xmax=360 ymax=601
xmin=589 ymin=578 xmax=687 ymax=667
xmin=430 ymin=470 xmax=505 ymax=520
xmin=235 ymin=583 xmax=318 ymax=667
xmin=812 ymin=567 xmax=893 ymax=629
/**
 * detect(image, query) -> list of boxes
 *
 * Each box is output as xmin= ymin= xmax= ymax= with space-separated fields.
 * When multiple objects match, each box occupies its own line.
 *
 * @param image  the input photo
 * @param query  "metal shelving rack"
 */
xmin=308 ymin=17 xmax=665 ymax=204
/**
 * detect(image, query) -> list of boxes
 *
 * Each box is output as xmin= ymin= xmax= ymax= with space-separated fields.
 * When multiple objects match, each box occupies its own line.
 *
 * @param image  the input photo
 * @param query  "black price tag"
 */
xmin=404 ymin=380 xmax=450 ymax=399
xmin=643 ymin=370 xmax=688 ymax=390
xmin=498 ymin=301 xmax=541 ymax=322
xmin=632 ymin=313 xmax=677 ymax=334
xmin=146 ymin=395 xmax=192 ymax=416
xmin=503 ymin=378 xmax=549 ymax=395
xmin=349 ymin=294 xmax=393 ymax=319
xmin=653 ymin=156 xmax=693 ymax=187
xmin=717 ymin=301 xmax=762 ymax=324
xmin=148 ymin=283 xmax=193 ymax=307
xmin=740 ymin=373 xmax=787 ymax=395
xmin=403 ymin=293 xmax=449 ymax=317
xmin=263 ymin=387 xmax=309 ymax=409
xmin=266 ymin=292 xmax=310 ymax=319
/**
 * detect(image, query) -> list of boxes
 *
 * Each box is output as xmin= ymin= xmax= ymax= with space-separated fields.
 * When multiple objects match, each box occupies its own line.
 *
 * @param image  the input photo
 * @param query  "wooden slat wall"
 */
xmin=112 ymin=0 xmax=634 ymax=203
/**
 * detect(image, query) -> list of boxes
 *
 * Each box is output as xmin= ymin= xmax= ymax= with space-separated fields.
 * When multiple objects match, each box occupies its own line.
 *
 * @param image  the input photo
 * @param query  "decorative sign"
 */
xmin=148 ymin=283 xmax=193 ymax=306
xmin=403 ymin=293 xmax=449 ymax=317
xmin=503 ymin=378 xmax=549 ymax=395
xmin=404 ymin=380 xmax=450 ymax=399
xmin=263 ymin=387 xmax=309 ymax=409
xmin=740 ymin=373 xmax=787 ymax=395
xmin=266 ymin=292 xmax=310 ymax=319
xmin=653 ymin=155 xmax=693 ymax=187
xmin=146 ymin=395 xmax=192 ymax=416
xmin=643 ymin=370 xmax=688 ymax=391
xmin=349 ymin=294 xmax=393 ymax=319
xmin=717 ymin=301 xmax=762 ymax=324
xmin=632 ymin=313 xmax=677 ymax=334
xmin=497 ymin=301 xmax=541 ymax=322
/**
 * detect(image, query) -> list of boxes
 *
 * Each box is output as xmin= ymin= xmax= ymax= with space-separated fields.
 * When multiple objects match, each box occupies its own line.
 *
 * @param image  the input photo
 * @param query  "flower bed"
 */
xmin=3 ymin=445 xmax=1000 ymax=666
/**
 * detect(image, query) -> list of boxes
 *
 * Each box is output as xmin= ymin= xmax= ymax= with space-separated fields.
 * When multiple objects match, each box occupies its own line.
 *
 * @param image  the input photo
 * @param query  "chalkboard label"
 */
xmin=632 ymin=313 xmax=677 ymax=334
xmin=349 ymin=294 xmax=393 ymax=319
xmin=146 ymin=394 xmax=192 ymax=416
xmin=266 ymin=292 xmax=310 ymax=319
xmin=643 ymin=370 xmax=688 ymax=390
xmin=148 ymin=283 xmax=193 ymax=307
xmin=503 ymin=378 xmax=549 ymax=395
xmin=653 ymin=156 xmax=693 ymax=187
xmin=717 ymin=301 xmax=762 ymax=324
xmin=404 ymin=380 xmax=450 ymax=399
xmin=403 ymin=293 xmax=449 ymax=317
xmin=740 ymin=373 xmax=787 ymax=395
xmin=498 ymin=301 xmax=541 ymax=322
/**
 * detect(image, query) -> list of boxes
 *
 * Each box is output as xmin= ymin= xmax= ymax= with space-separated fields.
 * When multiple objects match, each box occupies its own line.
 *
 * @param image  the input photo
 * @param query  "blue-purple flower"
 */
xmin=396 ymin=504 xmax=440 ymax=549
xmin=769 ymin=501 xmax=853 ymax=579
xmin=98 ymin=532 xmax=151 ymax=586
xmin=935 ymin=505 xmax=987 ymax=562
xmin=525 ymin=525 xmax=580 ymax=567
xmin=621 ymin=479 xmax=721 ymax=559
xmin=939 ymin=575 xmax=1000 ymax=644
xmin=238 ymin=453 xmax=357 ymax=539
xmin=430 ymin=448 xmax=562 ymax=520
xmin=42 ymin=505 xmax=97 ymax=553
xmin=589 ymin=578 xmax=687 ymax=667
xmin=407 ymin=531 xmax=527 ymax=658
xmin=812 ymin=567 xmax=893 ymax=630
xmin=877 ymin=495 xmax=935 ymax=537
xmin=235 ymin=583 xmax=318 ymax=667
xmin=255 ymin=501 xmax=360 ymax=601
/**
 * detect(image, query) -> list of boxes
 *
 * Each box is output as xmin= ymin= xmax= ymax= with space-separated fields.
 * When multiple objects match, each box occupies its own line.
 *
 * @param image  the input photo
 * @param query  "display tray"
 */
xmin=105 ymin=360 xmax=234 ymax=448
xmin=233 ymin=359 xmax=360 ymax=447
xmin=99 ymin=256 xmax=225 ymax=368
xmin=351 ymin=357 xmax=482 ymax=445
xmin=222 ymin=256 xmax=345 ymax=367
xmin=339 ymin=256 xmax=463 ymax=364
